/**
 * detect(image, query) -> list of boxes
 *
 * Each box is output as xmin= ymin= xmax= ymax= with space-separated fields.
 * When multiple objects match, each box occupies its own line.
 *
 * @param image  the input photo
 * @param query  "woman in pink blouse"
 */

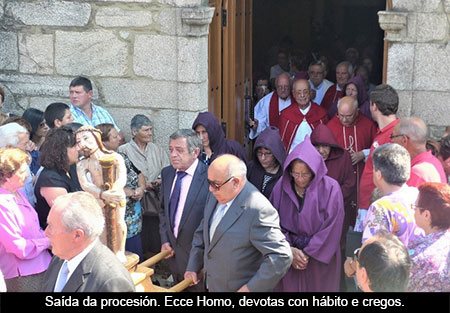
xmin=0 ymin=148 xmax=51 ymax=291
xmin=408 ymin=182 xmax=450 ymax=292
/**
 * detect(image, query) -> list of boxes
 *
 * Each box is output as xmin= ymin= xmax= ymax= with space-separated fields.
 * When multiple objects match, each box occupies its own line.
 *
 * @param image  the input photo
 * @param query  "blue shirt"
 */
xmin=70 ymin=103 xmax=120 ymax=131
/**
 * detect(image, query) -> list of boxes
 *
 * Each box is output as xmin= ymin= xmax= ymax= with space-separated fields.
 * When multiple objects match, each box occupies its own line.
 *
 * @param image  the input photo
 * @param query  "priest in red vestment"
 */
xmin=279 ymin=79 xmax=328 ymax=153
xmin=321 ymin=61 xmax=353 ymax=111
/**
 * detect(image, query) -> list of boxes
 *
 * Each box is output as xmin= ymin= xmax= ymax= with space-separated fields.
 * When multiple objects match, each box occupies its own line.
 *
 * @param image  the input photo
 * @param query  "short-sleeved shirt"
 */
xmin=34 ymin=166 xmax=82 ymax=229
xmin=70 ymin=103 xmax=120 ymax=131
xmin=361 ymin=184 xmax=424 ymax=247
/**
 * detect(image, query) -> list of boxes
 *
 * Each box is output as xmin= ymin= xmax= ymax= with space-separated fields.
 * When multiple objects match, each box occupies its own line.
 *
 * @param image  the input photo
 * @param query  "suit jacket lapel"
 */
xmin=177 ymin=163 xmax=206 ymax=235
xmin=62 ymin=241 xmax=100 ymax=292
xmin=208 ymin=184 xmax=249 ymax=252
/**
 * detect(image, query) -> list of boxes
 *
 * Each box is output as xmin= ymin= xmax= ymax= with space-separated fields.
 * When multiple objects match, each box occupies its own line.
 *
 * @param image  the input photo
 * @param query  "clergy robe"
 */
xmin=247 ymin=126 xmax=286 ymax=199
xmin=250 ymin=91 xmax=293 ymax=139
xmin=311 ymin=124 xmax=356 ymax=243
xmin=270 ymin=136 xmax=344 ymax=292
xmin=279 ymin=102 xmax=328 ymax=152
xmin=321 ymin=83 xmax=343 ymax=112
xmin=328 ymin=75 xmax=372 ymax=120
xmin=327 ymin=113 xmax=378 ymax=183
xmin=192 ymin=112 xmax=248 ymax=165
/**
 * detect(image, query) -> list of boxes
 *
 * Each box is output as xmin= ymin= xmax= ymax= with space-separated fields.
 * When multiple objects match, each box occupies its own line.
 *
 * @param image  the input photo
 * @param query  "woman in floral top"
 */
xmin=408 ymin=182 xmax=450 ymax=292
xmin=96 ymin=123 xmax=146 ymax=260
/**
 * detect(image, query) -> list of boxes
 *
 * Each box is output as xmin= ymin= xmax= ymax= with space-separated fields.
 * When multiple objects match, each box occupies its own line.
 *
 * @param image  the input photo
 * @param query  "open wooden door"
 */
xmin=208 ymin=0 xmax=253 ymax=149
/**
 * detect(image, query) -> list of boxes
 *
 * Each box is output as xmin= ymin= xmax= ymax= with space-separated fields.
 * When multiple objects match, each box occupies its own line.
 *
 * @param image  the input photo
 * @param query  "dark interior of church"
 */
xmin=252 ymin=0 xmax=386 ymax=87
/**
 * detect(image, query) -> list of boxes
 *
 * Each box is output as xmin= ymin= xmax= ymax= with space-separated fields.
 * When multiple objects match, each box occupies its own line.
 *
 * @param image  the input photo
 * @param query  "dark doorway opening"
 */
xmin=252 ymin=0 xmax=385 ymax=91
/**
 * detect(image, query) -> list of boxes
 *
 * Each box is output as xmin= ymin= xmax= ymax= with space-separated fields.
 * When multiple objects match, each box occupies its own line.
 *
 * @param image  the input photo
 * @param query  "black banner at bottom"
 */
xmin=1 ymin=292 xmax=449 ymax=313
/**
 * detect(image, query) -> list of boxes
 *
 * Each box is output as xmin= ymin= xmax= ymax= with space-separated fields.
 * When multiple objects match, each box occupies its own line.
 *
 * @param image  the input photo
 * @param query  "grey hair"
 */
xmin=275 ymin=72 xmax=292 ymax=88
xmin=336 ymin=61 xmax=354 ymax=75
xmin=130 ymin=114 xmax=152 ymax=132
xmin=373 ymin=143 xmax=410 ymax=186
xmin=398 ymin=117 xmax=428 ymax=145
xmin=227 ymin=156 xmax=247 ymax=178
xmin=170 ymin=129 xmax=202 ymax=154
xmin=308 ymin=60 xmax=327 ymax=73
xmin=337 ymin=97 xmax=358 ymax=111
xmin=0 ymin=123 xmax=28 ymax=148
xmin=58 ymin=192 xmax=105 ymax=240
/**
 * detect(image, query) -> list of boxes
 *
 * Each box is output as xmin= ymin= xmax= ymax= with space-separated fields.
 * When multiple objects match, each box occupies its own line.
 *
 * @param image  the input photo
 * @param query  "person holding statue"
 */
xmin=75 ymin=125 xmax=127 ymax=262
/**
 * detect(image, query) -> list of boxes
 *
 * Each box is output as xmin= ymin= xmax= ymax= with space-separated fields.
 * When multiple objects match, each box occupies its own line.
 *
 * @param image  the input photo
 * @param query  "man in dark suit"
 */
xmin=159 ymin=129 xmax=209 ymax=291
xmin=184 ymin=154 xmax=292 ymax=292
xmin=41 ymin=192 xmax=135 ymax=292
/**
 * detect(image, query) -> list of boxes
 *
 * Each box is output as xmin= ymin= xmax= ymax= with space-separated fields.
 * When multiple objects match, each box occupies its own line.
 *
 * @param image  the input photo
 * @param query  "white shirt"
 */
xmin=250 ymin=91 xmax=291 ymax=139
xmin=170 ymin=159 xmax=199 ymax=237
xmin=54 ymin=239 xmax=98 ymax=292
xmin=289 ymin=104 xmax=313 ymax=153
xmin=309 ymin=79 xmax=333 ymax=105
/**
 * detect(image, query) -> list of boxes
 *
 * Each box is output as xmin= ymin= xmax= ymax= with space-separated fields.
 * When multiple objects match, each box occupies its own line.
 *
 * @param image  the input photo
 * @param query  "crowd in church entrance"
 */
xmin=0 ymin=42 xmax=449 ymax=293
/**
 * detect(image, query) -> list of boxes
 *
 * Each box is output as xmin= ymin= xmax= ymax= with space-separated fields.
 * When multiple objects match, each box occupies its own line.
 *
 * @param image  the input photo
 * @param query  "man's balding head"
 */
xmin=397 ymin=117 xmax=428 ymax=145
xmin=275 ymin=73 xmax=292 ymax=100
xmin=208 ymin=154 xmax=247 ymax=204
xmin=337 ymin=96 xmax=359 ymax=127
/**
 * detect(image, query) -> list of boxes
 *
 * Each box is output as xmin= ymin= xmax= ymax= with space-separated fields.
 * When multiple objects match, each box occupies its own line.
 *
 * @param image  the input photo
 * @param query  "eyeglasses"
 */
xmin=293 ymin=90 xmax=310 ymax=95
xmin=207 ymin=176 xmax=234 ymax=191
xmin=309 ymin=71 xmax=324 ymax=76
xmin=390 ymin=134 xmax=409 ymax=140
xmin=338 ymin=113 xmax=355 ymax=120
xmin=291 ymin=172 xmax=312 ymax=179
xmin=256 ymin=151 xmax=273 ymax=158
xmin=411 ymin=204 xmax=424 ymax=211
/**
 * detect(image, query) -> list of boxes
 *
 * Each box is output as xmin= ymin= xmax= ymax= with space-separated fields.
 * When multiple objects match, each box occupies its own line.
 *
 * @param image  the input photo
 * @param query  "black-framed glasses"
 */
xmin=256 ymin=151 xmax=273 ymax=158
xmin=207 ymin=176 xmax=234 ymax=191
xmin=390 ymin=134 xmax=409 ymax=140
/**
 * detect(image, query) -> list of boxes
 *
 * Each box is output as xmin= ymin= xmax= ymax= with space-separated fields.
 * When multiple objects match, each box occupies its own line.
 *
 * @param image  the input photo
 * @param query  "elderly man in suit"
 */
xmin=184 ymin=154 xmax=292 ymax=292
xmin=41 ymin=192 xmax=135 ymax=292
xmin=159 ymin=129 xmax=209 ymax=291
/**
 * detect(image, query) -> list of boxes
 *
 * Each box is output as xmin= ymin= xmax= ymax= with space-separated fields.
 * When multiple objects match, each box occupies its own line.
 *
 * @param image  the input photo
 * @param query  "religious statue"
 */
xmin=75 ymin=125 xmax=128 ymax=263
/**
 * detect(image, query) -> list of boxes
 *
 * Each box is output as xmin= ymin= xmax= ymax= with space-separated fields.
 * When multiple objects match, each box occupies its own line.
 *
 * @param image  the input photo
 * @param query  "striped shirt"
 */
xmin=70 ymin=103 xmax=120 ymax=131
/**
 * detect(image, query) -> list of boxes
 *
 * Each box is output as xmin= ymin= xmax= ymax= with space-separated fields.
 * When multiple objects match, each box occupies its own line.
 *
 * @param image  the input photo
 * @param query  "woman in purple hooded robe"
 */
xmin=270 ymin=136 xmax=344 ymax=292
xmin=328 ymin=75 xmax=372 ymax=120
xmin=247 ymin=126 xmax=286 ymax=199
xmin=192 ymin=112 xmax=248 ymax=165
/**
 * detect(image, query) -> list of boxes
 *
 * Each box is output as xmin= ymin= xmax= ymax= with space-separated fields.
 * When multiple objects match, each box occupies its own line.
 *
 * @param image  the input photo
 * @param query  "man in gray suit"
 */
xmin=159 ymin=129 xmax=209 ymax=291
xmin=184 ymin=154 xmax=292 ymax=292
xmin=41 ymin=192 xmax=135 ymax=292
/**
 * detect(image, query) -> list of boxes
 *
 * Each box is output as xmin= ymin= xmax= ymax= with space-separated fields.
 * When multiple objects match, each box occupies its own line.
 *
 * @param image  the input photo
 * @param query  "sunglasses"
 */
xmin=207 ymin=176 xmax=234 ymax=191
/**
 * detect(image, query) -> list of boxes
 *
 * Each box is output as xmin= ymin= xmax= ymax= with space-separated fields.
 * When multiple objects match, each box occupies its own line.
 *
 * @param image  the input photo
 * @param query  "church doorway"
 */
xmin=208 ymin=0 xmax=386 ymax=150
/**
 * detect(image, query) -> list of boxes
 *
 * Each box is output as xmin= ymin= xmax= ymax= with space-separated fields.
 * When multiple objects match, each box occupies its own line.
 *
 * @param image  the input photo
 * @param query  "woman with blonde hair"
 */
xmin=0 ymin=148 xmax=51 ymax=291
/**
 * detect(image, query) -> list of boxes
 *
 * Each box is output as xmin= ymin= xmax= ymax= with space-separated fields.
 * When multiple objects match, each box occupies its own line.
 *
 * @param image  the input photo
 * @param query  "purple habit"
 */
xmin=192 ymin=112 xmax=248 ymax=165
xmin=270 ymin=136 xmax=344 ymax=292
xmin=328 ymin=75 xmax=372 ymax=120
xmin=247 ymin=126 xmax=286 ymax=199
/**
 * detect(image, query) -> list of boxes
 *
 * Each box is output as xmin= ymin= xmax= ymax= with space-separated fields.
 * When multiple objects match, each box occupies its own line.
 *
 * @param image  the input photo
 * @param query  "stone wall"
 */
xmin=379 ymin=0 xmax=450 ymax=138
xmin=0 ymin=0 xmax=214 ymax=146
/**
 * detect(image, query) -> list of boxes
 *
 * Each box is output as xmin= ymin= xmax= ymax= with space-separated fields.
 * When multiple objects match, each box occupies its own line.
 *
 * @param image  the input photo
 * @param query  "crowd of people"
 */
xmin=0 ymin=47 xmax=449 ymax=294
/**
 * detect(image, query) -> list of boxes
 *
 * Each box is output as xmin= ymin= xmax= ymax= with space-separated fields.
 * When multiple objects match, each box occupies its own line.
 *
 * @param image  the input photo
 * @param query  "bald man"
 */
xmin=249 ymin=72 xmax=294 ymax=139
xmin=184 ymin=154 xmax=292 ymax=292
xmin=390 ymin=117 xmax=447 ymax=186
xmin=327 ymin=97 xmax=378 ymax=238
